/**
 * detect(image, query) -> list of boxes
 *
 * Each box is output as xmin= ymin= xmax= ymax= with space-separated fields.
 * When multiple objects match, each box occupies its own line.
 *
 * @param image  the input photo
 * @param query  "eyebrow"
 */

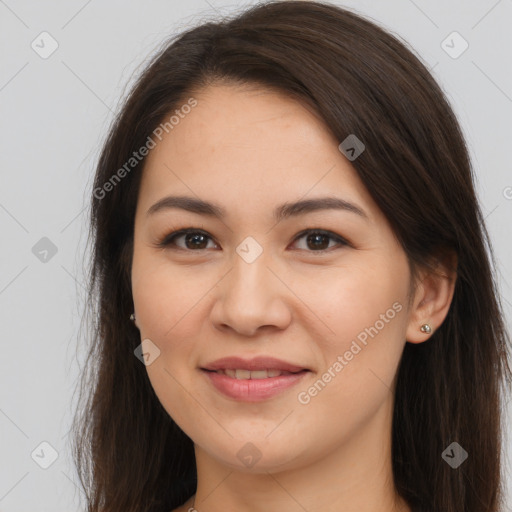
xmin=146 ymin=195 xmax=369 ymax=222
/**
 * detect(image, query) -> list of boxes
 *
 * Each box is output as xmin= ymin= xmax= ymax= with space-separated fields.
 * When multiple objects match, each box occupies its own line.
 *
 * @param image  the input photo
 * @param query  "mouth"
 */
xmin=201 ymin=355 xmax=310 ymax=374
xmin=202 ymin=368 xmax=308 ymax=379
xmin=200 ymin=356 xmax=311 ymax=401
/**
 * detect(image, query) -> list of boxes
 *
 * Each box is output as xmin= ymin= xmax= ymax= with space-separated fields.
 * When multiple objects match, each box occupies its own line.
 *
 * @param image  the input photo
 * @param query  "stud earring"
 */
xmin=420 ymin=323 xmax=432 ymax=334
xmin=130 ymin=313 xmax=136 ymax=322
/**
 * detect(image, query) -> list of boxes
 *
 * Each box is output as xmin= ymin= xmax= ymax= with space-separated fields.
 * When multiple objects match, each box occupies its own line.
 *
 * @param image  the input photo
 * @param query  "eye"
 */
xmin=291 ymin=228 xmax=349 ymax=253
xmin=157 ymin=228 xmax=218 ymax=251
xmin=156 ymin=227 xmax=350 ymax=254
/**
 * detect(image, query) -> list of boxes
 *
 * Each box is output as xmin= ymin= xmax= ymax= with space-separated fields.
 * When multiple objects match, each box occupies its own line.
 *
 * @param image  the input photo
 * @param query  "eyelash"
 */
xmin=156 ymin=226 xmax=350 ymax=254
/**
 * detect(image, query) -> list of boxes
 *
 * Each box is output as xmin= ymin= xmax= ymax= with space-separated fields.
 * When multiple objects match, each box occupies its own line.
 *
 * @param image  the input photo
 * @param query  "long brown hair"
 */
xmin=71 ymin=2 xmax=512 ymax=511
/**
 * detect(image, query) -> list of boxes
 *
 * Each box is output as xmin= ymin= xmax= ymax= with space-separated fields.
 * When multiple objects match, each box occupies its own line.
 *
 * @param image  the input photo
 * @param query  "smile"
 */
xmin=201 ymin=368 xmax=310 ymax=401
xmin=212 ymin=368 xmax=299 ymax=379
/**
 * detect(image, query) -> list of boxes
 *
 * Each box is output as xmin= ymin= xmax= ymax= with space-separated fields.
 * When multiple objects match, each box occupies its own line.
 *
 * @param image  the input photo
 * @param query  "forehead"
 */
xmin=137 ymin=84 xmax=378 ymax=223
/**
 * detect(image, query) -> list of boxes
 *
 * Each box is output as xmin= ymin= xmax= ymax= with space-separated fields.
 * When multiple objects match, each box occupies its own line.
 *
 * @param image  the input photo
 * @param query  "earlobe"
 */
xmin=405 ymin=251 xmax=457 ymax=344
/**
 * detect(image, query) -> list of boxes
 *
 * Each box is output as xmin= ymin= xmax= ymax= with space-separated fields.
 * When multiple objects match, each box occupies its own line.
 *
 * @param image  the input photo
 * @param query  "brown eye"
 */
xmin=291 ymin=229 xmax=348 ymax=253
xmin=157 ymin=227 xmax=348 ymax=254
xmin=180 ymin=232 xmax=210 ymax=250
xmin=158 ymin=229 xmax=217 ymax=250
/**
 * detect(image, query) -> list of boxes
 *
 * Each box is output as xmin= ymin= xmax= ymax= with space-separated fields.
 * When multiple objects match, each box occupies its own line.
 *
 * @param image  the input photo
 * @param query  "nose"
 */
xmin=209 ymin=249 xmax=292 ymax=337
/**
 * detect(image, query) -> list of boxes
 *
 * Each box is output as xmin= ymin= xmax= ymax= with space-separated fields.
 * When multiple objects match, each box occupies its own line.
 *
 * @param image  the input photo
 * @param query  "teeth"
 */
xmin=217 ymin=369 xmax=287 ymax=379
xmin=235 ymin=369 xmax=252 ymax=379
xmin=250 ymin=370 xmax=271 ymax=379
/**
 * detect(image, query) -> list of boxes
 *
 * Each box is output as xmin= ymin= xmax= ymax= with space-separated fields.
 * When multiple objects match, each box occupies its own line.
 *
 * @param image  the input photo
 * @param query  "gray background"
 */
xmin=0 ymin=0 xmax=511 ymax=510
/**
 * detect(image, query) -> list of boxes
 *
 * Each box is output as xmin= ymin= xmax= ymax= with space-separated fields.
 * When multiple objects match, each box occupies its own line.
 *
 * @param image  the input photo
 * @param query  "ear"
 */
xmin=405 ymin=250 xmax=458 ymax=344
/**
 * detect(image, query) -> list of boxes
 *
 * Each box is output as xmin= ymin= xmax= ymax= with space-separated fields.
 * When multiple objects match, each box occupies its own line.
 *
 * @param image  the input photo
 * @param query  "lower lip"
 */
xmin=201 ymin=369 xmax=309 ymax=402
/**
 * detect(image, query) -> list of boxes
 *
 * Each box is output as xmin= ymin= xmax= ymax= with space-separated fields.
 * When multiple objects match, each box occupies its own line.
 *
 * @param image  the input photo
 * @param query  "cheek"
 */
xmin=131 ymin=255 xmax=206 ymax=419
xmin=294 ymin=257 xmax=409 ymax=399
xmin=132 ymin=251 xmax=213 ymax=340
xmin=132 ymin=262 xmax=204 ymax=430
xmin=293 ymin=257 xmax=406 ymax=342
xmin=289 ymin=273 xmax=407 ymax=453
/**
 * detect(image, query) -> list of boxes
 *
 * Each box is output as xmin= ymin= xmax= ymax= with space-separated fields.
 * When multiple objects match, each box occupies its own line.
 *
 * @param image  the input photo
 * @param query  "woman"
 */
xmin=71 ymin=2 xmax=512 ymax=511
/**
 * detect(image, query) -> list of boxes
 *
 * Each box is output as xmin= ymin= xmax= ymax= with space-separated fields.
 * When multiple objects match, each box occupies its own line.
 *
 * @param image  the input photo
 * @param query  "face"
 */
xmin=131 ymin=83 xmax=416 ymax=473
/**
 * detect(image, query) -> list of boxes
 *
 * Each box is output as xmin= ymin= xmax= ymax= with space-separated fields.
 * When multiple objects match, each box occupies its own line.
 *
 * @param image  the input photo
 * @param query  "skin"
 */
xmin=131 ymin=83 xmax=457 ymax=512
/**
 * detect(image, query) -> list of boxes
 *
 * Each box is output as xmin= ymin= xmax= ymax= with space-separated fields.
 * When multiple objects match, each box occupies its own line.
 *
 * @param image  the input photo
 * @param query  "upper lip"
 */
xmin=201 ymin=356 xmax=309 ymax=373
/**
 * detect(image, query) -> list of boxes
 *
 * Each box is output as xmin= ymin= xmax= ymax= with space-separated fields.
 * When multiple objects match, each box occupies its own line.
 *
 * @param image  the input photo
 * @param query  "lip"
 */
xmin=201 ymin=368 xmax=309 ymax=402
xmin=200 ymin=356 xmax=311 ymax=402
xmin=201 ymin=356 xmax=309 ymax=373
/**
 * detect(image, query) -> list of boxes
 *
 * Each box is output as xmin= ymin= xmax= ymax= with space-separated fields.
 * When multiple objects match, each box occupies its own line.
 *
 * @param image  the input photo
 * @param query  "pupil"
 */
xmin=186 ymin=233 xmax=207 ymax=249
xmin=308 ymin=233 xmax=328 ymax=250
